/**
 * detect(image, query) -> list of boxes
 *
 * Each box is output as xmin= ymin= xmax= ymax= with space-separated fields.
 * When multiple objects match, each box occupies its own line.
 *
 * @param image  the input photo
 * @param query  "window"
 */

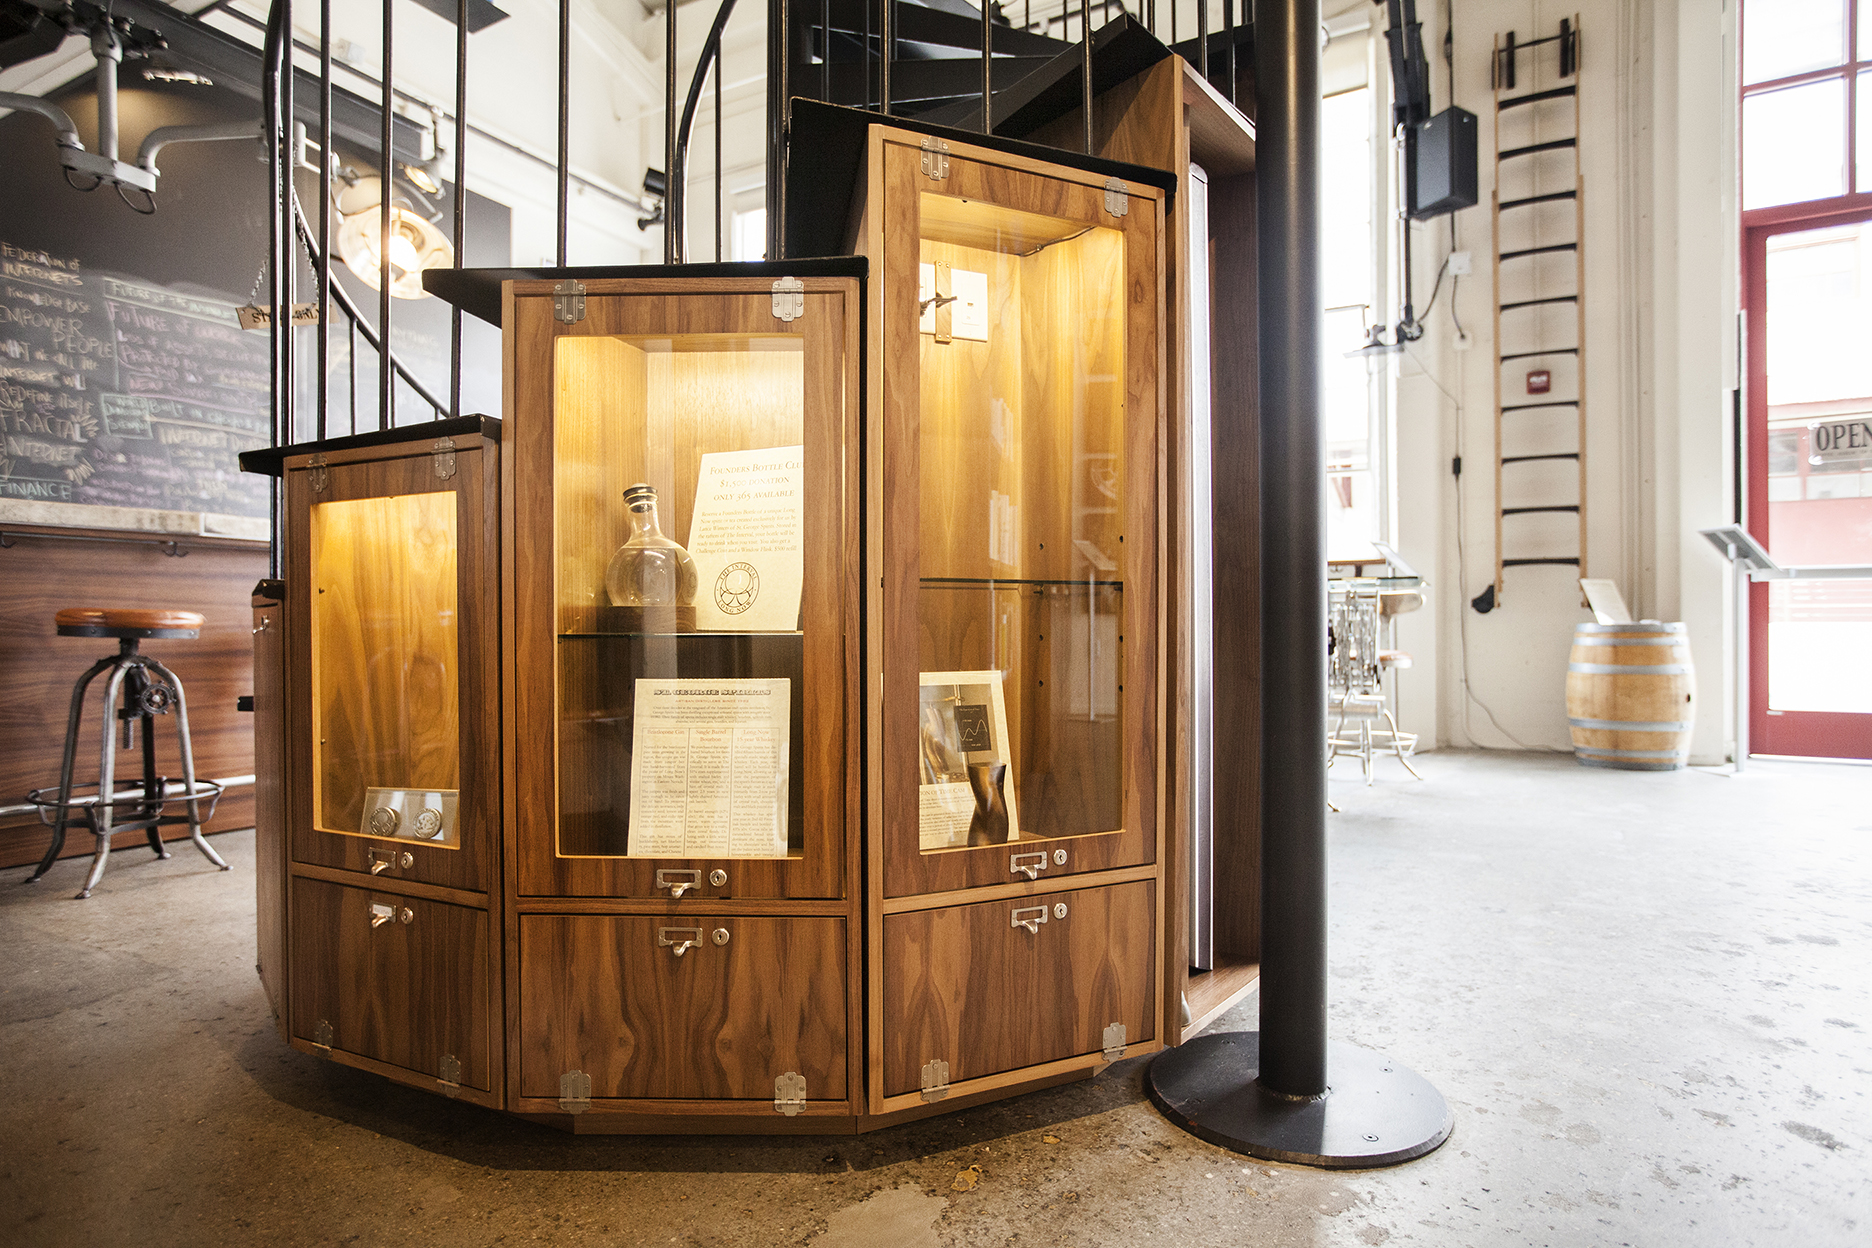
xmin=1321 ymin=86 xmax=1381 ymax=560
xmin=731 ymin=207 xmax=767 ymax=262
xmin=1741 ymin=0 xmax=1872 ymax=209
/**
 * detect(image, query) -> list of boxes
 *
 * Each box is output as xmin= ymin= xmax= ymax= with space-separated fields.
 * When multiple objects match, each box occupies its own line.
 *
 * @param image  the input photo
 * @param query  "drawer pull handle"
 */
xmin=659 ymin=927 xmax=704 ymax=958
xmin=657 ymin=868 xmax=702 ymax=899
xmin=1012 ymin=905 xmax=1048 ymax=935
xmin=1010 ymin=851 xmax=1047 ymax=880
xmin=369 ymin=902 xmax=395 ymax=929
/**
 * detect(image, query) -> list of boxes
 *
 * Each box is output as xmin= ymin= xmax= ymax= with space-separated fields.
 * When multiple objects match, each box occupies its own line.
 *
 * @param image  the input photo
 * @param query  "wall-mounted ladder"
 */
xmin=1475 ymin=16 xmax=1584 ymax=613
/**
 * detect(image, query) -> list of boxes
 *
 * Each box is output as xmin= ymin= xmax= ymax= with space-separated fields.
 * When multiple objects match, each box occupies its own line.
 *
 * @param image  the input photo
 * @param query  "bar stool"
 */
xmin=26 ymin=608 xmax=228 ymax=899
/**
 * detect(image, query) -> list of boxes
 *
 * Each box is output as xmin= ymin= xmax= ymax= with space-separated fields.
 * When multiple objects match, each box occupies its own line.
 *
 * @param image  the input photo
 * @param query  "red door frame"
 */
xmin=1742 ymin=195 xmax=1872 ymax=760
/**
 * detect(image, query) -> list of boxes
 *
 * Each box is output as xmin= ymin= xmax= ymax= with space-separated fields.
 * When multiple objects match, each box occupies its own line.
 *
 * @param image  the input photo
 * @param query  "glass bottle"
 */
xmin=604 ymin=484 xmax=698 ymax=620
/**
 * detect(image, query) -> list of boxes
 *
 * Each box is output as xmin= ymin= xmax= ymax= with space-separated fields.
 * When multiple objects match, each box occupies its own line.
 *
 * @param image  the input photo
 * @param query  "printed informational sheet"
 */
xmin=686 ymin=446 xmax=805 ymax=632
xmin=627 ymin=678 xmax=791 ymax=858
xmin=916 ymin=669 xmax=1019 ymax=851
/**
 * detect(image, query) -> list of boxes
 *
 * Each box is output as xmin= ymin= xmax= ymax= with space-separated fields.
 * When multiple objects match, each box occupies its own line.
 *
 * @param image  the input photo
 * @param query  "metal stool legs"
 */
xmin=28 ymin=639 xmax=229 ymax=898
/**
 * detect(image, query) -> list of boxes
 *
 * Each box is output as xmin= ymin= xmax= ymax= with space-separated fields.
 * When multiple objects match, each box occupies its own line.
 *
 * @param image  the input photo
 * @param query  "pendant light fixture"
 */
xmin=332 ymin=174 xmax=453 ymax=300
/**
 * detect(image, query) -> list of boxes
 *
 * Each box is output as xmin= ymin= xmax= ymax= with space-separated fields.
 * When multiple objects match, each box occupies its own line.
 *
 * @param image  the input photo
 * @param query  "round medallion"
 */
xmin=413 ymin=808 xmax=444 ymax=840
xmin=368 ymin=806 xmax=400 ymax=837
xmin=714 ymin=562 xmax=759 ymax=614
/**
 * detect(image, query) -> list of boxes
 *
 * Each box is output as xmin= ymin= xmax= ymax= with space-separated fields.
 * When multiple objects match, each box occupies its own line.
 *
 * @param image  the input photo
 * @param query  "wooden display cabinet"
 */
xmin=253 ymin=120 xmax=1171 ymax=1128
xmin=244 ymin=417 xmax=504 ymax=1107
xmin=854 ymin=122 xmax=1170 ymax=1115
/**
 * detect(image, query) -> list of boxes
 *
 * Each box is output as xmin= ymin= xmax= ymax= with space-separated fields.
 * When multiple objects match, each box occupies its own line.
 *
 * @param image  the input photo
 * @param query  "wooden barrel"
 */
xmin=1565 ymin=622 xmax=1695 ymax=770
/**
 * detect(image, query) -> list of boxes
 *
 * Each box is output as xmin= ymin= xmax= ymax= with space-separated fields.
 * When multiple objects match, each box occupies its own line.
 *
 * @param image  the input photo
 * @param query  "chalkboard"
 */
xmin=1 ymin=237 xmax=270 ymax=528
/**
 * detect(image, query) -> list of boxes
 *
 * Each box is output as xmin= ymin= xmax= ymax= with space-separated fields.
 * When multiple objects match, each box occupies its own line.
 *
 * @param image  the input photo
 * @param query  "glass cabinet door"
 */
xmin=511 ymin=281 xmax=858 ymax=900
xmin=286 ymin=439 xmax=497 ymax=894
xmin=877 ymin=140 xmax=1162 ymax=898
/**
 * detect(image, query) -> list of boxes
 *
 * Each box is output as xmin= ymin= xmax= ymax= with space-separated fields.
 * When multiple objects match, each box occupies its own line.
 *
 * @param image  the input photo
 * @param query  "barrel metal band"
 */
xmin=1570 ymin=637 xmax=1681 ymax=647
xmin=1568 ymin=717 xmax=1691 ymax=732
xmin=1567 ymin=663 xmax=1689 ymax=675
xmin=1574 ymin=745 xmax=1689 ymax=760
xmin=1575 ymin=622 xmax=1686 ymax=634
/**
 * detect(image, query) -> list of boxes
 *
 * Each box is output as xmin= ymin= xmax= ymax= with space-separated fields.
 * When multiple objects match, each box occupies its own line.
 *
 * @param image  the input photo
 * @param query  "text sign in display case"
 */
xmin=507 ymin=277 xmax=862 ymax=904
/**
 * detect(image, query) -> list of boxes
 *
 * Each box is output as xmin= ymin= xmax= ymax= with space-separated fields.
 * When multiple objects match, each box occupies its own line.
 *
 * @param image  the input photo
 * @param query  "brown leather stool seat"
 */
xmin=55 ymin=608 xmax=205 ymax=639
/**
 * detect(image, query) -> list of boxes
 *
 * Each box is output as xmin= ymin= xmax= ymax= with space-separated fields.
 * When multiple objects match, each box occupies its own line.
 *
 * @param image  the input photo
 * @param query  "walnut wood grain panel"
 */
xmin=253 ymin=584 xmax=288 ymax=1039
xmin=506 ymin=281 xmax=859 ymax=901
xmin=1207 ymin=173 xmax=1261 ymax=964
xmin=283 ymin=439 xmax=498 ymax=894
xmin=289 ymin=875 xmax=492 ymax=1091
xmin=0 ymin=531 xmax=263 ymax=868
xmin=518 ymin=913 xmax=847 ymax=1101
xmin=880 ymin=879 xmax=1155 ymax=1097
xmin=872 ymin=135 xmax=1163 ymax=898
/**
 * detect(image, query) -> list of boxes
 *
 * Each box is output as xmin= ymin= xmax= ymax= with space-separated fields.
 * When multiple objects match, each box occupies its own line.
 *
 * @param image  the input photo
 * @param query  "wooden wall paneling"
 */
xmin=0 ymin=532 xmax=264 ymax=869
xmin=253 ymin=581 xmax=289 ymax=1039
xmin=289 ymin=875 xmax=492 ymax=1092
xmin=517 ymin=914 xmax=848 ymax=1103
xmin=284 ymin=444 xmax=494 ymax=895
xmin=879 ymin=879 xmax=1155 ymax=1097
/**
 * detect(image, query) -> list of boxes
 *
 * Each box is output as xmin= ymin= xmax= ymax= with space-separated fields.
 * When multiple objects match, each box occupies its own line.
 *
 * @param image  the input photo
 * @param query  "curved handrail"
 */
xmin=668 ymin=0 xmax=739 ymax=264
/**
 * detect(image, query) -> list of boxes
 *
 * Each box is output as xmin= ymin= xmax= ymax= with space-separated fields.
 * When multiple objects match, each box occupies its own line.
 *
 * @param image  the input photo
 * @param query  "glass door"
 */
xmin=1746 ymin=211 xmax=1872 ymax=758
xmin=509 ymin=280 xmax=858 ymax=899
xmin=876 ymin=140 xmax=1161 ymax=898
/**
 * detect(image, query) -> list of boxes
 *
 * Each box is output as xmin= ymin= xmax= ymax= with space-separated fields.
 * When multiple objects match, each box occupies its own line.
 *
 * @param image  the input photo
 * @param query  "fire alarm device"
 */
xmin=1526 ymin=369 xmax=1552 ymax=395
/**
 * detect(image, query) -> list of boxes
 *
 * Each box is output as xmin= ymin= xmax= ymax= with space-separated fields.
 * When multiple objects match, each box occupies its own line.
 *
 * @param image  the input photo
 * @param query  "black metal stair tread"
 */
xmin=821 ymin=56 xmax=1053 ymax=105
xmin=1498 ymin=137 xmax=1578 ymax=160
xmin=1502 ymin=557 xmax=1582 ymax=566
xmin=1500 ymin=190 xmax=1577 ymax=210
xmin=814 ymin=0 xmax=1068 ymax=59
xmin=1502 ymin=506 xmax=1581 ymax=515
xmin=1500 ymin=295 xmax=1579 ymax=311
xmin=1501 ymin=348 xmax=1579 ymax=360
xmin=1501 ymin=453 xmax=1580 ymax=463
xmin=1500 ymin=243 xmax=1578 ymax=260
xmin=1501 ymin=400 xmax=1581 ymax=411
xmin=1498 ymin=85 xmax=1577 ymax=109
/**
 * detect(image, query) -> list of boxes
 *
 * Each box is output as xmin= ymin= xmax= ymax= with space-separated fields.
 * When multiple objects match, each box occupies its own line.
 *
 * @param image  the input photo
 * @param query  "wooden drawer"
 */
xmin=289 ymin=877 xmax=492 ymax=1091
xmin=518 ymin=914 xmax=847 ymax=1103
xmin=881 ymin=879 xmax=1155 ymax=1098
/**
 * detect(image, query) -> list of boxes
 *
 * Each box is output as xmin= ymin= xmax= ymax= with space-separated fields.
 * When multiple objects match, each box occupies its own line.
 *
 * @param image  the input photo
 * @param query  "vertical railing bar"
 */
xmin=1080 ymin=0 xmax=1092 ymax=153
xmin=378 ymin=0 xmax=392 ymax=430
xmin=263 ymin=0 xmax=282 ymax=576
xmin=451 ymin=0 xmax=468 ymax=418
xmin=347 ymin=315 xmax=357 ymax=435
xmin=981 ymin=0 xmax=991 ymax=133
xmin=282 ymin=0 xmax=295 ymax=451
xmin=1224 ymin=0 xmax=1234 ymax=104
xmin=881 ymin=0 xmax=891 ymax=114
xmin=715 ymin=54 xmax=724 ymax=260
xmin=821 ymin=0 xmax=830 ymax=102
xmin=557 ymin=0 xmax=570 ymax=266
xmin=1198 ymin=0 xmax=1208 ymax=81
xmin=316 ymin=0 xmax=331 ymax=441
xmin=864 ymin=0 xmax=872 ymax=108
xmin=665 ymin=0 xmax=678 ymax=264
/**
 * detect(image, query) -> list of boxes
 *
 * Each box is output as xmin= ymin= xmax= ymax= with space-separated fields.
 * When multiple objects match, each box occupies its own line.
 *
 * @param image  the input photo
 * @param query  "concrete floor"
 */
xmin=1 ymin=750 xmax=1867 ymax=1247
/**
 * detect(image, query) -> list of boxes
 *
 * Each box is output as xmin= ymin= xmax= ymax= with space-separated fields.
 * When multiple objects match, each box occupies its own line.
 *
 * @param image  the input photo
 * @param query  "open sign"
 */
xmin=1809 ymin=417 xmax=1872 ymax=466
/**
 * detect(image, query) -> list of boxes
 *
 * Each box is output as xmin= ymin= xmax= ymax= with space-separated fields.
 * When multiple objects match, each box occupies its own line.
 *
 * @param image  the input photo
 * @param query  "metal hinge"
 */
xmin=307 ymin=453 xmax=328 ymax=494
xmin=1104 ymin=177 xmax=1129 ymax=218
xmin=559 ymin=1069 xmax=592 ymax=1114
xmin=771 ymin=276 xmax=805 ymax=322
xmin=312 ymin=1018 xmax=333 ymax=1052
xmin=438 ymin=1054 xmax=461 ymax=1097
xmin=920 ymin=1058 xmax=951 ymax=1103
xmin=774 ymin=1071 xmax=807 ymax=1116
xmin=432 ymin=437 xmax=457 ymax=480
xmin=553 ymin=279 xmax=586 ymax=324
xmin=1102 ymin=1022 xmax=1128 ymax=1061
xmin=921 ymin=135 xmax=950 ymax=180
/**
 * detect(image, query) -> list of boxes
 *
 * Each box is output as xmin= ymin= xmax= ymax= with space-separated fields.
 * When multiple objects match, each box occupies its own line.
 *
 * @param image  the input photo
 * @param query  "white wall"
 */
xmin=1381 ymin=0 xmax=1737 ymax=763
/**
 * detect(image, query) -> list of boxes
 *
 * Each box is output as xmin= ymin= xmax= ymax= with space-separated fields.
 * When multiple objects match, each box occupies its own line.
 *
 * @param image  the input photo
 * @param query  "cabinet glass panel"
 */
xmin=914 ymin=191 xmax=1126 ymax=854
xmin=553 ymin=334 xmax=807 ymax=861
xmin=310 ymin=491 xmax=462 ymax=847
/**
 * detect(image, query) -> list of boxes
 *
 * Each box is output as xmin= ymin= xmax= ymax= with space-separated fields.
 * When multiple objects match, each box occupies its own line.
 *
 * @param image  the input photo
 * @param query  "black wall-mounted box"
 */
xmin=1407 ymin=107 xmax=1479 ymax=219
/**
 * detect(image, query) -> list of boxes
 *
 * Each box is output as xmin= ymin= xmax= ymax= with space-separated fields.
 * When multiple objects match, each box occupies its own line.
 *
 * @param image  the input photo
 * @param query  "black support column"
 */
xmin=1145 ymin=0 xmax=1454 ymax=1168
